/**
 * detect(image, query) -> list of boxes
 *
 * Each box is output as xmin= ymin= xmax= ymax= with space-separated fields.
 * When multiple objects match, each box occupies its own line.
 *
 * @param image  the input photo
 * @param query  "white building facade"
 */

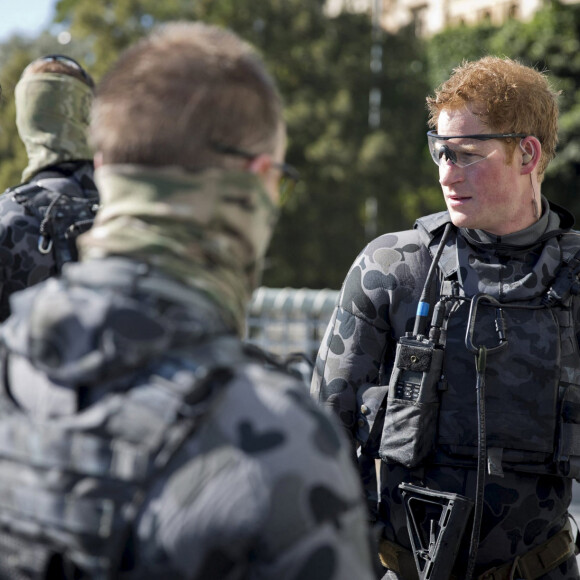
xmin=326 ymin=0 xmax=579 ymax=36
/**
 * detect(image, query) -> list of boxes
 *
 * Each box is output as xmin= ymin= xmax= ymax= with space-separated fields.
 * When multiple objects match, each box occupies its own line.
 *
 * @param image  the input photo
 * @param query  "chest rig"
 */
xmin=379 ymin=214 xmax=580 ymax=481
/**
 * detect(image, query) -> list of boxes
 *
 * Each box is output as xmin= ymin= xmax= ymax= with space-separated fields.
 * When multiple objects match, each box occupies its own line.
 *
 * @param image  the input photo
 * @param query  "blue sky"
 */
xmin=0 ymin=0 xmax=58 ymax=42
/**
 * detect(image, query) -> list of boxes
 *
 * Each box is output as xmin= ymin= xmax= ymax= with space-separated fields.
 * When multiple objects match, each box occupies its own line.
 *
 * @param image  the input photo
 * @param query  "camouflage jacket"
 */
xmin=0 ymin=257 xmax=376 ymax=580
xmin=0 ymin=160 xmax=98 ymax=322
xmin=311 ymin=201 xmax=580 ymax=578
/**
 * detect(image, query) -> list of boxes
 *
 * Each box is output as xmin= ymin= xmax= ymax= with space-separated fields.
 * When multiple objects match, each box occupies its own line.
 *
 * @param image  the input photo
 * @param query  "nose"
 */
xmin=439 ymin=160 xmax=463 ymax=187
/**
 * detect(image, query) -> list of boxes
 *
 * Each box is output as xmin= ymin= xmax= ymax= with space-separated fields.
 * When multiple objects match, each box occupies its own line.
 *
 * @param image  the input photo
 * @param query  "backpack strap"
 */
xmin=11 ymin=174 xmax=99 ymax=272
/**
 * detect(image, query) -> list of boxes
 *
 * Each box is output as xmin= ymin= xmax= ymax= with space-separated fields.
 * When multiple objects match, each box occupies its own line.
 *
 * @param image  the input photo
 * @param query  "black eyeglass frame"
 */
xmin=426 ymin=130 xmax=530 ymax=141
xmin=26 ymin=54 xmax=93 ymax=86
xmin=211 ymin=142 xmax=301 ymax=184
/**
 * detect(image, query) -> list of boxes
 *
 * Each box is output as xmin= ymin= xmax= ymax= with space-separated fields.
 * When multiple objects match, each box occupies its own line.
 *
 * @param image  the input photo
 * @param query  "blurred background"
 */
xmin=1 ymin=0 xmax=580 ymax=293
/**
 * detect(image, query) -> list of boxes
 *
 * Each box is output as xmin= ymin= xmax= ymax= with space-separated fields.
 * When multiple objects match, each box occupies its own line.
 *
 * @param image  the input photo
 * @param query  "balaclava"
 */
xmin=15 ymin=72 xmax=93 ymax=182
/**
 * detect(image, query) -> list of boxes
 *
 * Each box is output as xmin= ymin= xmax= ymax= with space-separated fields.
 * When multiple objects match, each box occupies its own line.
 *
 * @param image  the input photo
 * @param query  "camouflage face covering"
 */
xmin=15 ymin=73 xmax=93 ymax=182
xmin=78 ymin=164 xmax=279 ymax=335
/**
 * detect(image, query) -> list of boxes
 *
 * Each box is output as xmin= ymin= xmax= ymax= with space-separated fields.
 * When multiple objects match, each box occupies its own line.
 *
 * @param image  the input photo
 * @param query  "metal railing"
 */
xmin=245 ymin=286 xmax=339 ymax=383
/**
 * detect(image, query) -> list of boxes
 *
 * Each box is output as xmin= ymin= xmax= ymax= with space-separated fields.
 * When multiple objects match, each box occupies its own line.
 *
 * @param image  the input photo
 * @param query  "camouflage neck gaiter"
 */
xmin=15 ymin=73 xmax=93 ymax=182
xmin=78 ymin=164 xmax=279 ymax=335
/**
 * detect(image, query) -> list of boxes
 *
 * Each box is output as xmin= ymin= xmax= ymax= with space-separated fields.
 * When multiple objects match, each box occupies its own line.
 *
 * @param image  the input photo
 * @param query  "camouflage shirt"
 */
xmin=0 ymin=160 xmax=97 ymax=322
xmin=311 ymin=199 xmax=580 ymax=578
xmin=0 ymin=257 xmax=376 ymax=580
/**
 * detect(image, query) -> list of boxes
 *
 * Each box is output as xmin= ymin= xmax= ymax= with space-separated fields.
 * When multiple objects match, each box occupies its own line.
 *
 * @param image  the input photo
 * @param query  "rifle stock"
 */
xmin=399 ymin=482 xmax=473 ymax=580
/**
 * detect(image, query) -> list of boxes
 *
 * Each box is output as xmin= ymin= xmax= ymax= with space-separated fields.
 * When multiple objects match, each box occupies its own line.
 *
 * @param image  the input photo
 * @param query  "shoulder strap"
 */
xmin=414 ymin=211 xmax=458 ymax=280
xmin=557 ymin=231 xmax=580 ymax=263
xmin=542 ymin=233 xmax=580 ymax=307
xmin=414 ymin=210 xmax=451 ymax=242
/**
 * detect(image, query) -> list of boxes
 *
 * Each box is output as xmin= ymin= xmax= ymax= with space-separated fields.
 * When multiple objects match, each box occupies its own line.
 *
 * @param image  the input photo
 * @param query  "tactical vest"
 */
xmin=377 ymin=214 xmax=580 ymax=479
xmin=0 ymin=260 xmax=267 ymax=579
xmin=11 ymin=170 xmax=99 ymax=272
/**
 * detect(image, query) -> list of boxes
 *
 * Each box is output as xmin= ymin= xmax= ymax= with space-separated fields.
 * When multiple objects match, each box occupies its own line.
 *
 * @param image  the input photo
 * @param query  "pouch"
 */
xmin=556 ymin=384 xmax=580 ymax=479
xmin=356 ymin=383 xmax=389 ymax=456
xmin=379 ymin=337 xmax=443 ymax=467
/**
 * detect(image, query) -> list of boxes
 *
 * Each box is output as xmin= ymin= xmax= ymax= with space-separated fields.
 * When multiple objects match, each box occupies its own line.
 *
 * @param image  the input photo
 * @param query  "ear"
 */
xmin=93 ymin=151 xmax=104 ymax=169
xmin=247 ymin=154 xmax=272 ymax=176
xmin=519 ymin=136 xmax=541 ymax=176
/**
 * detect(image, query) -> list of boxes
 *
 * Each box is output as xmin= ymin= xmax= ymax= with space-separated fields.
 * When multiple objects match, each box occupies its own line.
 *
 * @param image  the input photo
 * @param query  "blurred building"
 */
xmin=326 ymin=0 xmax=580 ymax=36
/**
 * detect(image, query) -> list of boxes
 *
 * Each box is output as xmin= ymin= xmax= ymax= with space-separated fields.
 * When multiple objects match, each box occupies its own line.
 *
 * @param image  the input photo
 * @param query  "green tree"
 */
xmin=52 ymin=0 xmax=436 ymax=288
xmin=3 ymin=1 xmax=580 ymax=291
xmin=0 ymin=0 xmax=435 ymax=289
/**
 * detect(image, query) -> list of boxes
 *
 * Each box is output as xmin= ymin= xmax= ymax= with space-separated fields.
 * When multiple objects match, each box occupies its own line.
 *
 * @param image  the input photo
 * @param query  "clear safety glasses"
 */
xmin=427 ymin=131 xmax=528 ymax=169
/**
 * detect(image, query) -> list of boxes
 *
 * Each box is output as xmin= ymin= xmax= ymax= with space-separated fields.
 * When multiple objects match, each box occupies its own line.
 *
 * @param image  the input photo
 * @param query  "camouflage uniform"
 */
xmin=0 ymin=165 xmax=377 ymax=579
xmin=0 ymin=71 xmax=98 ymax=322
xmin=311 ymin=198 xmax=580 ymax=579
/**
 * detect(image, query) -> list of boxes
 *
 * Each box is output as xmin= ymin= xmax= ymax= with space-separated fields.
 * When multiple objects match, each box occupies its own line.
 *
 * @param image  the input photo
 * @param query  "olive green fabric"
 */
xmin=15 ymin=73 xmax=93 ymax=182
xmin=78 ymin=164 xmax=279 ymax=335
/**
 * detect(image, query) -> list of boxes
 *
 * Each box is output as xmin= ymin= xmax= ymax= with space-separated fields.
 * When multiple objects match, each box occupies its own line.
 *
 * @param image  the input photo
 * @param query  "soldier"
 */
xmin=312 ymin=56 xmax=580 ymax=579
xmin=0 ymin=54 xmax=99 ymax=321
xmin=0 ymin=22 xmax=376 ymax=579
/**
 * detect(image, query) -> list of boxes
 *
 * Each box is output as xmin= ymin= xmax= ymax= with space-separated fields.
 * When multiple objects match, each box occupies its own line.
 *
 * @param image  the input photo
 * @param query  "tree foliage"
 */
xmin=0 ymin=0 xmax=433 ymax=289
